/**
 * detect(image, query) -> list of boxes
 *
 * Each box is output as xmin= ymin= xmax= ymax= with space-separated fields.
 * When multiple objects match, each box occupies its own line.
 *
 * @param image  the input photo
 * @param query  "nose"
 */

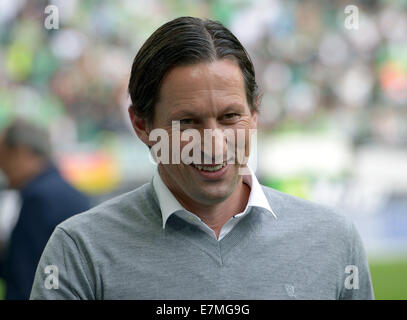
xmin=201 ymin=120 xmax=228 ymax=164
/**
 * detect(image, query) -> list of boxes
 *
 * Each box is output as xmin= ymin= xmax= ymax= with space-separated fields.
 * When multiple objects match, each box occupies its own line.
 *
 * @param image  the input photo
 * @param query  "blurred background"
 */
xmin=0 ymin=0 xmax=406 ymax=299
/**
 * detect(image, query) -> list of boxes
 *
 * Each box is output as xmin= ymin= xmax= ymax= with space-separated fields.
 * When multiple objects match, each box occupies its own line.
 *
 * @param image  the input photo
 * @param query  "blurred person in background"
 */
xmin=0 ymin=119 xmax=89 ymax=300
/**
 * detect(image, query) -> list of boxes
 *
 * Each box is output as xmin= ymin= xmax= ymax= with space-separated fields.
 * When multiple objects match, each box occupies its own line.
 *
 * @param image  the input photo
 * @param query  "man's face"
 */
xmin=148 ymin=59 xmax=257 ymax=207
xmin=0 ymin=136 xmax=27 ymax=189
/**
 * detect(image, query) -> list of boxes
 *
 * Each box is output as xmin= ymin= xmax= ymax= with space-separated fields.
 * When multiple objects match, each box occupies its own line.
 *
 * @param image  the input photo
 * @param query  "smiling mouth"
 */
xmin=190 ymin=162 xmax=228 ymax=172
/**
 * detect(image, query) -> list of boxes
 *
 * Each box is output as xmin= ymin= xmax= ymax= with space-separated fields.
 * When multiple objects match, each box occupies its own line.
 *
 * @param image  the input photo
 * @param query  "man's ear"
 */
xmin=128 ymin=106 xmax=151 ymax=146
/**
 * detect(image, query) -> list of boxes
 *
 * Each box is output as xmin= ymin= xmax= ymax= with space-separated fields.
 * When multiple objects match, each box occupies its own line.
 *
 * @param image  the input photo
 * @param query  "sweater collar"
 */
xmin=152 ymin=166 xmax=277 ymax=229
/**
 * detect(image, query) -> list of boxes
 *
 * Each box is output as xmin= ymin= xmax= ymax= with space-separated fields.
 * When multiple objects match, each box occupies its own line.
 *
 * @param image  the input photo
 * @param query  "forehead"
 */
xmin=0 ymin=133 xmax=5 ymax=147
xmin=157 ymin=59 xmax=246 ymax=110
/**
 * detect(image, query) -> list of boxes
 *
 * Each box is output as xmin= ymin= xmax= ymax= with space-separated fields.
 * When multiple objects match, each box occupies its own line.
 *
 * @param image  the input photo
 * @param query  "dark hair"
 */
xmin=3 ymin=119 xmax=51 ymax=159
xmin=128 ymin=16 xmax=259 ymax=123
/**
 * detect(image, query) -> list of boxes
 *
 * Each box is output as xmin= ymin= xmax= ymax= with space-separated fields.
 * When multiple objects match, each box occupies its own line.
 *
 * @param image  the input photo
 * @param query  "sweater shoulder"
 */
xmin=55 ymin=182 xmax=159 ymax=238
xmin=261 ymin=185 xmax=352 ymax=235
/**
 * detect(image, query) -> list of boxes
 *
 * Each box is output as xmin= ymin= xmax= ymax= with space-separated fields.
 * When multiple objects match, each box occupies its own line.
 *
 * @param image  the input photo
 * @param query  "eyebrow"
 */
xmin=169 ymin=110 xmax=201 ymax=120
xmin=169 ymin=104 xmax=246 ymax=120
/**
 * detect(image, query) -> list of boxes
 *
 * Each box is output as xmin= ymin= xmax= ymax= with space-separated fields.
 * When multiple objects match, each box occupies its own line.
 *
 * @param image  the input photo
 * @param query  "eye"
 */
xmin=223 ymin=113 xmax=239 ymax=121
xmin=179 ymin=118 xmax=194 ymax=125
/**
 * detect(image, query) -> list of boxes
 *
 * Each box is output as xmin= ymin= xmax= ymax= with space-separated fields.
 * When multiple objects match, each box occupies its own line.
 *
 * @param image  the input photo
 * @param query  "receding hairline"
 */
xmin=128 ymin=16 xmax=259 ymax=124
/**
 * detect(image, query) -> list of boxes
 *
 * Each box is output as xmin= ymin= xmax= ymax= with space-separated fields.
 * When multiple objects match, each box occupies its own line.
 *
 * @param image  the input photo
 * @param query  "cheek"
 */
xmin=167 ymin=131 xmax=184 ymax=164
xmin=232 ymin=115 xmax=255 ymax=131
xmin=228 ymin=127 xmax=253 ymax=163
xmin=1 ymin=154 xmax=14 ymax=172
xmin=238 ymin=117 xmax=256 ymax=152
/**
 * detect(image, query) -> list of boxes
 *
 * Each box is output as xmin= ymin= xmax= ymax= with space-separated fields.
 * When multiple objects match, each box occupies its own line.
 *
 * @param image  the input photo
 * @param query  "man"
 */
xmin=0 ymin=119 xmax=89 ymax=299
xmin=30 ymin=17 xmax=374 ymax=299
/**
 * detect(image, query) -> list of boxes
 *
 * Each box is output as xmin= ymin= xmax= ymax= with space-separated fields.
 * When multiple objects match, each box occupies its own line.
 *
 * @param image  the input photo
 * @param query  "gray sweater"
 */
xmin=30 ymin=182 xmax=374 ymax=299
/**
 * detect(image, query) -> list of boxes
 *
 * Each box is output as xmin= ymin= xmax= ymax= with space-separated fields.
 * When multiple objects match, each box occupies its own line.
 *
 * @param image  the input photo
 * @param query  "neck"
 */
xmin=17 ymin=158 xmax=48 ymax=190
xmin=160 ymin=168 xmax=251 ymax=239
xmin=195 ymin=182 xmax=251 ymax=238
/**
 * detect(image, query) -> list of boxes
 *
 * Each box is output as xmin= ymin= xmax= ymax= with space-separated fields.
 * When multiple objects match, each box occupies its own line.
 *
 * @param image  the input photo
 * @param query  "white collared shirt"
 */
xmin=152 ymin=166 xmax=277 ymax=240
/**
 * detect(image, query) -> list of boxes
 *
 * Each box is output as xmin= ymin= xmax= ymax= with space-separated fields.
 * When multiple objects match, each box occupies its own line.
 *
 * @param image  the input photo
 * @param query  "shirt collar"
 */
xmin=152 ymin=166 xmax=278 ymax=229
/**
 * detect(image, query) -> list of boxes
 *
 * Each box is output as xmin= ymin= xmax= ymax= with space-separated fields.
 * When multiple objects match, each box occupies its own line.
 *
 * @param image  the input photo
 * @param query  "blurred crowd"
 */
xmin=233 ymin=0 xmax=407 ymax=146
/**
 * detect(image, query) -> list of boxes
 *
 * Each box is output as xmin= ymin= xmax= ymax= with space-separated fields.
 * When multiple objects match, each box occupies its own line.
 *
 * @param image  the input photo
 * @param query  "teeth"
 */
xmin=193 ymin=163 xmax=226 ymax=172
